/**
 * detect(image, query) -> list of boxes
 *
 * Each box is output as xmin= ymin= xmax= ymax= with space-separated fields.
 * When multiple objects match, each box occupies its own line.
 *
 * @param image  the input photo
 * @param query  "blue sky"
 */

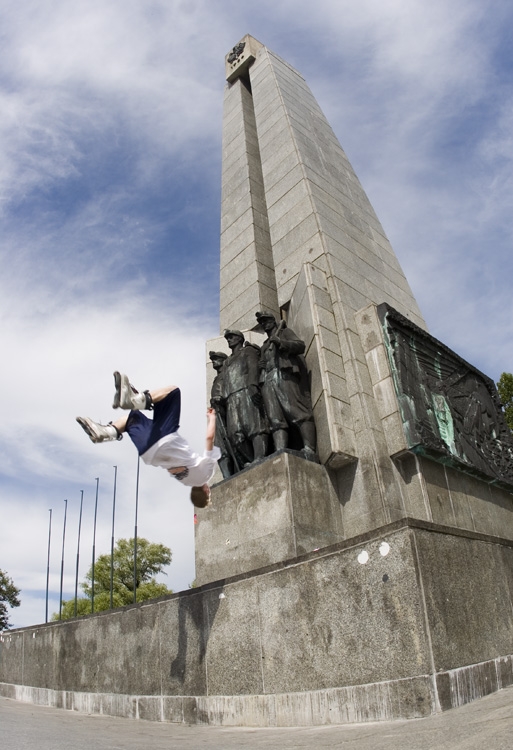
xmin=1 ymin=0 xmax=512 ymax=628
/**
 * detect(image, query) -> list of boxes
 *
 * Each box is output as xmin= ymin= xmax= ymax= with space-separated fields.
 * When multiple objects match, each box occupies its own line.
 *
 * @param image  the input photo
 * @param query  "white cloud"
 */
xmin=0 ymin=1 xmax=230 ymax=213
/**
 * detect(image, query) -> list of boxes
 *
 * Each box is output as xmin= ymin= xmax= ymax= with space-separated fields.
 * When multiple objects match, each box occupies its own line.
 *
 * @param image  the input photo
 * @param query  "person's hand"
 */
xmin=205 ymin=408 xmax=216 ymax=450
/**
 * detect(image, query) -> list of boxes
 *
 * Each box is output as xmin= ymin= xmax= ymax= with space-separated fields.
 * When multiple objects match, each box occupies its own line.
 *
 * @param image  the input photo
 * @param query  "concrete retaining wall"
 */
xmin=1 ymin=519 xmax=513 ymax=726
xmin=2 ymin=655 xmax=513 ymax=726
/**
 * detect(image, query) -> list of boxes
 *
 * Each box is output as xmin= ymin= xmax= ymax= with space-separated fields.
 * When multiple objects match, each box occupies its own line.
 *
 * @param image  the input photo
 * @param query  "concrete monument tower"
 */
xmin=198 ymin=36 xmax=513 ymax=580
xmin=200 ymin=36 xmax=427 ymax=575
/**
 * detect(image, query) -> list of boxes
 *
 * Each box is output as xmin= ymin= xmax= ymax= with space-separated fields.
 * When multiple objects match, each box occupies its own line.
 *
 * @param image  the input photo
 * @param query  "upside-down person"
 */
xmin=76 ymin=373 xmax=220 ymax=508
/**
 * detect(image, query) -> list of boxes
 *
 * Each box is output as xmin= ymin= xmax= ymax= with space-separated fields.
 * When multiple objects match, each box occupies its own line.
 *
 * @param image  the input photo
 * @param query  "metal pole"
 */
xmin=91 ymin=477 xmax=99 ymax=614
xmin=74 ymin=490 xmax=84 ymax=617
xmin=133 ymin=456 xmax=140 ymax=604
xmin=110 ymin=466 xmax=117 ymax=609
xmin=58 ymin=499 xmax=68 ymax=620
xmin=45 ymin=509 xmax=52 ymax=623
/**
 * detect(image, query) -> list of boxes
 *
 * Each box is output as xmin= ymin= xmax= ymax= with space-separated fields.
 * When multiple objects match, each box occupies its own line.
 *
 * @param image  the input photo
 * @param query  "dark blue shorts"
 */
xmin=126 ymin=388 xmax=181 ymax=456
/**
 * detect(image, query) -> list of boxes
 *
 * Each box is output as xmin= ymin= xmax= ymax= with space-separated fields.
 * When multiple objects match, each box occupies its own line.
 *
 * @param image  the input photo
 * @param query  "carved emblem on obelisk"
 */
xmin=227 ymin=42 xmax=245 ymax=64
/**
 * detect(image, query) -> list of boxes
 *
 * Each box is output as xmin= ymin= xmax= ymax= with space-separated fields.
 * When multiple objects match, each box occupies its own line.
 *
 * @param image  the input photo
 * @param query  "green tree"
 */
xmin=497 ymin=372 xmax=513 ymax=431
xmin=0 ymin=569 xmax=21 ymax=630
xmin=55 ymin=538 xmax=172 ymax=620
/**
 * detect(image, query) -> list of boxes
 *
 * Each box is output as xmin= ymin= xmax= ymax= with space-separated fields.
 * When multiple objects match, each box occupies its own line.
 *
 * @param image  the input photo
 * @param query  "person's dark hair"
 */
xmin=190 ymin=486 xmax=211 ymax=508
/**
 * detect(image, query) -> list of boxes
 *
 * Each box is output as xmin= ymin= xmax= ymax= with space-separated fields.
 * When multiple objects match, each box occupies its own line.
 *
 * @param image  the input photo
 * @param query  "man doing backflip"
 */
xmin=76 ymin=373 xmax=220 ymax=508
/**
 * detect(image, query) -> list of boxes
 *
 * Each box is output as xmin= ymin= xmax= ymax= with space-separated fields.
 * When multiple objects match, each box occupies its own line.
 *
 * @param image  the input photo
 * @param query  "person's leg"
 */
xmin=125 ymin=386 xmax=182 ymax=455
xmin=148 ymin=386 xmax=181 ymax=435
xmin=124 ymin=410 xmax=154 ymax=454
xmin=111 ymin=415 xmax=129 ymax=433
xmin=78 ymin=377 xmax=180 ymax=450
xmin=149 ymin=385 xmax=179 ymax=403
xmin=113 ymin=372 xmax=153 ymax=410
xmin=113 ymin=372 xmax=179 ymax=411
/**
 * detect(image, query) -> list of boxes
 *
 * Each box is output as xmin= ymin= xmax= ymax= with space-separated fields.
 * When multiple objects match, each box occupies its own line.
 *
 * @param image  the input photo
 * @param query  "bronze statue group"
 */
xmin=76 ymin=311 xmax=316 ymax=503
xmin=210 ymin=311 xmax=317 ymax=479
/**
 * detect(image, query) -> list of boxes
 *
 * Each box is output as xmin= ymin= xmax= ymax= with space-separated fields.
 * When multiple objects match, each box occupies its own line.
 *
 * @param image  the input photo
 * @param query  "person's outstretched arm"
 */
xmin=206 ymin=408 xmax=216 ymax=452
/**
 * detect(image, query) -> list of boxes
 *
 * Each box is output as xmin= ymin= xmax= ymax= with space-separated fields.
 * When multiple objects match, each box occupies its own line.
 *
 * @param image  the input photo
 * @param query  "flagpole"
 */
xmin=58 ymin=499 xmax=68 ymax=620
xmin=45 ymin=509 xmax=52 ymax=623
xmin=133 ymin=457 xmax=140 ymax=604
xmin=110 ymin=466 xmax=117 ymax=609
xmin=91 ymin=477 xmax=99 ymax=614
xmin=74 ymin=490 xmax=84 ymax=617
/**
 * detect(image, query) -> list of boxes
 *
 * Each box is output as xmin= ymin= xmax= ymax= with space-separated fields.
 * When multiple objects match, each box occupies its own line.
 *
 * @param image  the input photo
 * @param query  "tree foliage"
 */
xmin=0 ymin=569 xmax=21 ymax=630
xmin=497 ymin=372 xmax=513 ymax=431
xmin=55 ymin=538 xmax=172 ymax=620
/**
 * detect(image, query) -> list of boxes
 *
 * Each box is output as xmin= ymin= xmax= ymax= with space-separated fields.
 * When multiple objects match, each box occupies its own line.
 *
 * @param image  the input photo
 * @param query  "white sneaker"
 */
xmin=76 ymin=417 xmax=118 ymax=443
xmin=112 ymin=371 xmax=147 ymax=410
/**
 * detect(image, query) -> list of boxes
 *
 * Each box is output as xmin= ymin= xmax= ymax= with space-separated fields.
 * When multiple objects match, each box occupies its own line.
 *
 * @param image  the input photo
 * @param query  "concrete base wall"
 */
xmin=1 ymin=520 xmax=513 ymax=726
xmin=195 ymin=451 xmax=344 ymax=586
xmin=2 ymin=654 xmax=513 ymax=726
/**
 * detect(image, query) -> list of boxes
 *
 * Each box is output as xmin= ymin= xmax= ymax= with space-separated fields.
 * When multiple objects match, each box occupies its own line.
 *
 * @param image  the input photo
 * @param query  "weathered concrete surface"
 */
xmin=195 ymin=451 xmax=344 ymax=585
xmin=2 ymin=520 xmax=513 ymax=726
xmin=220 ymin=68 xmax=279 ymax=333
xmin=2 ymin=686 xmax=513 ymax=750
xmin=246 ymin=43 xmax=425 ymax=329
xmin=2 ymin=687 xmax=513 ymax=750
xmin=196 ymin=374 xmax=513 ymax=593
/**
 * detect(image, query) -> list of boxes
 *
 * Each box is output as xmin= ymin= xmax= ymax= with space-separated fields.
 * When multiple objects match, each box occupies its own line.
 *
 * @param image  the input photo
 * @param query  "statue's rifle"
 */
xmin=213 ymin=403 xmax=242 ymax=473
xmin=269 ymin=318 xmax=287 ymax=364
xmin=275 ymin=318 xmax=287 ymax=336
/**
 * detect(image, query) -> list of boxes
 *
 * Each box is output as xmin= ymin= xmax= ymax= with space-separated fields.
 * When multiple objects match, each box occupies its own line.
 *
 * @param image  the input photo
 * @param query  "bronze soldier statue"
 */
xmin=208 ymin=351 xmax=236 ymax=479
xmin=255 ymin=311 xmax=317 ymax=461
xmin=222 ymin=329 xmax=269 ymax=467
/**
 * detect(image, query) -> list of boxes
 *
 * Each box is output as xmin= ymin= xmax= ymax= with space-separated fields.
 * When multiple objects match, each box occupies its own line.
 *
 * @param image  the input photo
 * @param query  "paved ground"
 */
xmin=1 ymin=688 xmax=512 ymax=749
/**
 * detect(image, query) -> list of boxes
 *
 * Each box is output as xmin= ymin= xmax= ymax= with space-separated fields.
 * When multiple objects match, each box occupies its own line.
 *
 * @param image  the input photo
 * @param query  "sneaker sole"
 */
xmin=76 ymin=416 xmax=102 ymax=443
xmin=112 ymin=371 xmax=121 ymax=409
xmin=118 ymin=372 xmax=137 ymax=409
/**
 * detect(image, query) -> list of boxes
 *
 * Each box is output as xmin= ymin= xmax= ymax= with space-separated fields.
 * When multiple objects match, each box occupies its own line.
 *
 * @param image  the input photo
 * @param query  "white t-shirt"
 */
xmin=140 ymin=432 xmax=221 ymax=487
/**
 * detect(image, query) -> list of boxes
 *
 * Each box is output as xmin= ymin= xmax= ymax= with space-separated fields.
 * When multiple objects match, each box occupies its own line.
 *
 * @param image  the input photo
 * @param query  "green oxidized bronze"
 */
xmin=378 ymin=304 xmax=513 ymax=490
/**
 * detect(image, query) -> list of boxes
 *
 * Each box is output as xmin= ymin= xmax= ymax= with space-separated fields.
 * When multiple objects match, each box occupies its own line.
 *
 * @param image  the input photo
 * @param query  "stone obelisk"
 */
xmin=221 ymin=36 xmax=424 ymax=333
xmin=198 ymin=33 xmax=513 ymax=583
xmin=220 ymin=34 xmax=425 ymax=493
xmin=201 ymin=35 xmax=428 ymax=578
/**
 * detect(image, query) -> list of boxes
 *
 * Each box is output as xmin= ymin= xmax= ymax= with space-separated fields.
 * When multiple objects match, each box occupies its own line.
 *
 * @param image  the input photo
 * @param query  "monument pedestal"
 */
xmin=194 ymin=451 xmax=344 ymax=586
xmin=2 ymin=518 xmax=513 ymax=727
